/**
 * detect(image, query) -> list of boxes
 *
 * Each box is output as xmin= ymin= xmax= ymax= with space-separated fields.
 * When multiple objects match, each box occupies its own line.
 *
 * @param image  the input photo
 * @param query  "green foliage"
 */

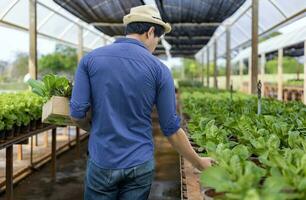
xmin=38 ymin=44 xmax=77 ymax=75
xmin=0 ymin=92 xmax=43 ymax=131
xmin=27 ymin=74 xmax=72 ymax=102
xmin=11 ymin=52 xmax=29 ymax=80
xmin=181 ymin=87 xmax=306 ymax=199
xmin=265 ymin=57 xmax=303 ymax=74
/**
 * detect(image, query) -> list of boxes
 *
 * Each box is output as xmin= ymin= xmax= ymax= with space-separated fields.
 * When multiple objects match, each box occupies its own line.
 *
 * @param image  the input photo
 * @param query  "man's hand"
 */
xmin=196 ymin=157 xmax=215 ymax=171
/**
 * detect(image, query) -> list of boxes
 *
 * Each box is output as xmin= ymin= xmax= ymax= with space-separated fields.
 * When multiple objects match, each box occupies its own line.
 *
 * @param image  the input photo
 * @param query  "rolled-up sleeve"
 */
xmin=156 ymin=64 xmax=181 ymax=137
xmin=70 ymin=56 xmax=91 ymax=119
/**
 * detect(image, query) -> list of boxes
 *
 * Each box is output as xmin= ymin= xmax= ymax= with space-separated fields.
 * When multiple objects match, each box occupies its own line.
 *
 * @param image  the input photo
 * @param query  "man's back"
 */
xmin=70 ymin=38 xmax=180 ymax=169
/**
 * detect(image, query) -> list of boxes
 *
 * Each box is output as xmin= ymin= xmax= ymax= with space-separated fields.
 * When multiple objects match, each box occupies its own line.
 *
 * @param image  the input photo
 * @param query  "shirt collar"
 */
xmin=114 ymin=37 xmax=148 ymax=50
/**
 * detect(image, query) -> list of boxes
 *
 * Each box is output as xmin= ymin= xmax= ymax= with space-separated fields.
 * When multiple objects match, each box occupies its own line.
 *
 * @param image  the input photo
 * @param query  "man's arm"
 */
xmin=167 ymin=128 xmax=213 ymax=171
xmin=155 ymin=65 xmax=213 ymax=171
xmin=70 ymin=55 xmax=91 ymax=131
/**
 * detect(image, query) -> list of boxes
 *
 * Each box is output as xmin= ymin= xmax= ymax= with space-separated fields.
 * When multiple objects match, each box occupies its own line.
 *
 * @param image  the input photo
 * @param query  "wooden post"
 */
xmin=206 ymin=47 xmax=210 ymax=87
xmin=260 ymin=53 xmax=266 ymax=96
xmin=201 ymin=52 xmax=204 ymax=86
xmin=213 ymin=40 xmax=218 ymax=88
xmin=249 ymin=56 xmax=252 ymax=94
xmin=17 ymin=145 xmax=23 ymax=160
xmin=226 ymin=27 xmax=231 ymax=90
xmin=277 ymin=48 xmax=283 ymax=101
xmin=29 ymin=0 xmax=37 ymax=80
xmin=251 ymin=0 xmax=259 ymax=94
xmin=51 ymin=128 xmax=57 ymax=180
xmin=76 ymin=127 xmax=80 ymax=158
xmin=6 ymin=146 xmax=13 ymax=200
xmin=78 ymin=25 xmax=83 ymax=62
xmin=30 ymin=136 xmax=34 ymax=166
xmin=239 ymin=58 xmax=244 ymax=88
xmin=304 ymin=41 xmax=306 ymax=104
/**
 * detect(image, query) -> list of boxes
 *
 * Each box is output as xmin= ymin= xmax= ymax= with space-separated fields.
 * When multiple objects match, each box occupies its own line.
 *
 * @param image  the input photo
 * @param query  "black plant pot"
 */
xmin=0 ymin=130 xmax=6 ymax=142
xmin=30 ymin=120 xmax=37 ymax=131
xmin=5 ymin=127 xmax=15 ymax=139
xmin=14 ymin=125 xmax=21 ymax=137
xmin=21 ymin=124 xmax=31 ymax=134
xmin=36 ymin=119 xmax=43 ymax=129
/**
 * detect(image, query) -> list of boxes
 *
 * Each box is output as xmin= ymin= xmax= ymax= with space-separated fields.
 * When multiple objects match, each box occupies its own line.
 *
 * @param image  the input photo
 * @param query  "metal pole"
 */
xmin=6 ymin=146 xmax=13 ymax=200
xmin=201 ymin=52 xmax=204 ymax=86
xmin=260 ymin=53 xmax=266 ymax=96
xmin=30 ymin=136 xmax=34 ymax=166
xmin=213 ymin=40 xmax=218 ymax=88
xmin=206 ymin=47 xmax=210 ymax=87
xmin=277 ymin=48 xmax=283 ymax=101
xmin=29 ymin=0 xmax=37 ymax=80
xmin=304 ymin=41 xmax=306 ymax=104
xmin=51 ymin=128 xmax=56 ymax=180
xmin=251 ymin=0 xmax=259 ymax=94
xmin=226 ymin=27 xmax=231 ymax=90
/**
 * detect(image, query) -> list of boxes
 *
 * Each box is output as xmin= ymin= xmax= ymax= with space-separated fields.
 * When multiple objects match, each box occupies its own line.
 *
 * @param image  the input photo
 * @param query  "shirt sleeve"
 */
xmin=155 ymin=64 xmax=181 ymax=137
xmin=70 ymin=56 xmax=91 ymax=119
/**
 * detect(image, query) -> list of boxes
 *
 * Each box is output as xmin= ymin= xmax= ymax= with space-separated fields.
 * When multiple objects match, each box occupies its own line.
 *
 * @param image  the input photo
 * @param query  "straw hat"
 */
xmin=123 ymin=5 xmax=171 ymax=34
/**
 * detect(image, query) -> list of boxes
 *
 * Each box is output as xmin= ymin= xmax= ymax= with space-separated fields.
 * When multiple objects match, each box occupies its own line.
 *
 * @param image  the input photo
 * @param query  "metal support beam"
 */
xmin=6 ymin=146 xmax=13 ymax=200
xmin=251 ymin=0 xmax=259 ymax=94
xmin=29 ymin=0 xmax=37 ymax=80
xmin=91 ymin=22 xmax=221 ymax=27
xmin=0 ymin=0 xmax=20 ymax=20
xmin=277 ymin=48 xmax=283 ymax=101
xmin=213 ymin=41 xmax=218 ymax=88
xmin=164 ymin=36 xmax=211 ymax=40
xmin=51 ymin=128 xmax=56 ymax=180
xmin=260 ymin=53 xmax=266 ymax=96
xmin=206 ymin=47 xmax=210 ymax=87
xmin=226 ymin=27 xmax=231 ymax=90
xmin=78 ymin=26 xmax=83 ymax=62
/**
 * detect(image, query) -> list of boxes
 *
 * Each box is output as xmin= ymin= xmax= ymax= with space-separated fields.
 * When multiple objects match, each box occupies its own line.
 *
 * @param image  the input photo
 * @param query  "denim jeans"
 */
xmin=84 ymin=158 xmax=155 ymax=200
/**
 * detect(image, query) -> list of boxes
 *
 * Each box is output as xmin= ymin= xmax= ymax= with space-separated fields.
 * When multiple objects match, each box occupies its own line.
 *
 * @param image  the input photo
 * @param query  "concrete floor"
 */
xmin=0 ymin=119 xmax=180 ymax=200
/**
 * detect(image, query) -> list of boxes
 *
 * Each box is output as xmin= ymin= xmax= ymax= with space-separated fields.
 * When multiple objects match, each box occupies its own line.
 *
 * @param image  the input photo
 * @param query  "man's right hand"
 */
xmin=196 ymin=157 xmax=215 ymax=171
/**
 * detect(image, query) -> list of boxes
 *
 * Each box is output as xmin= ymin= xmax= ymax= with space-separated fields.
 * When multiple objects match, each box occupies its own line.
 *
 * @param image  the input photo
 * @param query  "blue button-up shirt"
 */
xmin=70 ymin=38 xmax=180 ymax=169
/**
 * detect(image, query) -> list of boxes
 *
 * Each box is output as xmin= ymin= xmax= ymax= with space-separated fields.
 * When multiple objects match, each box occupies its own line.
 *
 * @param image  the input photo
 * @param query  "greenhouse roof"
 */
xmin=0 ymin=0 xmax=114 ymax=51
xmin=53 ymin=0 xmax=246 ymax=57
xmin=195 ymin=0 xmax=306 ymax=62
xmin=232 ymin=25 xmax=306 ymax=63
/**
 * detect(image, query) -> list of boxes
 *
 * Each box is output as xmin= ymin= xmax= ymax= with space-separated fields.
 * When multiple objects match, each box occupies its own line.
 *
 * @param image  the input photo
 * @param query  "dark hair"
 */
xmin=125 ymin=22 xmax=165 ymax=37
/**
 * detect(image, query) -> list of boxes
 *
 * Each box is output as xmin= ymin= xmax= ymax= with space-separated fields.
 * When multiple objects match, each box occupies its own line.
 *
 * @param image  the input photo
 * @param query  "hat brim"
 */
xmin=123 ymin=14 xmax=171 ymax=34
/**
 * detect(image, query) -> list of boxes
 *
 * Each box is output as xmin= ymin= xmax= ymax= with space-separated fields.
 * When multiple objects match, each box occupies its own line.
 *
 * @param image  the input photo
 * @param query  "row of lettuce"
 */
xmin=0 ymin=92 xmax=43 ymax=133
xmin=181 ymin=87 xmax=306 ymax=200
xmin=0 ymin=74 xmax=73 ymax=137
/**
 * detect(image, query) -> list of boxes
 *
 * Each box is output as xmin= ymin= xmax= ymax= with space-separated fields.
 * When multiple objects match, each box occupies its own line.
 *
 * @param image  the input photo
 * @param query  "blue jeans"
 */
xmin=84 ymin=158 xmax=155 ymax=200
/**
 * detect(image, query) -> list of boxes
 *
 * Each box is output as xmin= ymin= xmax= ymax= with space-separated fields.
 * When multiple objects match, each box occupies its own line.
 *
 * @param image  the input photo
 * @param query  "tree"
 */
xmin=265 ymin=57 xmax=303 ymax=78
xmin=38 ymin=43 xmax=77 ymax=76
xmin=11 ymin=52 xmax=29 ymax=81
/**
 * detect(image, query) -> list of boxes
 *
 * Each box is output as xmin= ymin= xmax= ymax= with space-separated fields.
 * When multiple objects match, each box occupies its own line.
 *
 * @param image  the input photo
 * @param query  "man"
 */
xmin=70 ymin=5 xmax=213 ymax=200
